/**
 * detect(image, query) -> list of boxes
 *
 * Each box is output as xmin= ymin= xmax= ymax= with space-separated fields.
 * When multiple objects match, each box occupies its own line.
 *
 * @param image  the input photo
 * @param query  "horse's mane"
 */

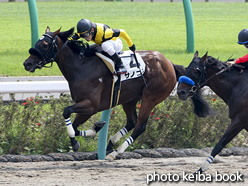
xmin=58 ymin=27 xmax=87 ymax=54
xmin=206 ymin=56 xmax=227 ymax=70
xmin=190 ymin=90 xmax=212 ymax=117
xmin=206 ymin=55 xmax=248 ymax=72
xmin=58 ymin=27 xmax=74 ymax=42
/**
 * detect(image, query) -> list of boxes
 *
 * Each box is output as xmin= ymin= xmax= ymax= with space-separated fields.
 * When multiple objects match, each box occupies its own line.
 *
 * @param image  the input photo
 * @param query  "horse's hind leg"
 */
xmin=106 ymin=99 xmax=138 ymax=154
xmin=195 ymin=116 xmax=244 ymax=174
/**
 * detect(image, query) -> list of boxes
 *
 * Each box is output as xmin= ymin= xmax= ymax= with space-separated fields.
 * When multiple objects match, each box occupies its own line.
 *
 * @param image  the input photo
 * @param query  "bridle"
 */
xmin=180 ymin=60 xmax=231 ymax=96
xmin=189 ymin=60 xmax=207 ymax=94
xmin=190 ymin=64 xmax=230 ymax=94
xmin=29 ymin=33 xmax=68 ymax=69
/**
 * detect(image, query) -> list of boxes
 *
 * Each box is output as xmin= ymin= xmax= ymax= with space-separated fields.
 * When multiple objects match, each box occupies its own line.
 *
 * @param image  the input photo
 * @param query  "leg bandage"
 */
xmin=80 ymin=130 xmax=96 ymax=137
xmin=65 ymin=118 xmax=75 ymax=138
xmin=201 ymin=156 xmax=214 ymax=172
xmin=117 ymin=136 xmax=134 ymax=154
xmin=110 ymin=127 xmax=128 ymax=145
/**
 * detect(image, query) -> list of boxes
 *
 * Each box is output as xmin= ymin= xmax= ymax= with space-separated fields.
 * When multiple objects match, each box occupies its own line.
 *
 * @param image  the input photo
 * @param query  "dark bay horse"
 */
xmin=23 ymin=27 xmax=185 ymax=160
xmin=177 ymin=51 xmax=248 ymax=173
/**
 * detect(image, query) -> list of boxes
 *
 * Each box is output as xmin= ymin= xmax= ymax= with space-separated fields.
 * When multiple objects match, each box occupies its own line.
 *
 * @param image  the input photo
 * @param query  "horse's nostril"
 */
xmin=177 ymin=90 xmax=188 ymax=100
xmin=24 ymin=62 xmax=32 ymax=67
xmin=177 ymin=90 xmax=185 ymax=96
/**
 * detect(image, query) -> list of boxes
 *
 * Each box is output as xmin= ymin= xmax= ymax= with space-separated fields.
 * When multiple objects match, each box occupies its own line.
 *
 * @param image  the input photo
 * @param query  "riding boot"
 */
xmin=111 ymin=53 xmax=127 ymax=74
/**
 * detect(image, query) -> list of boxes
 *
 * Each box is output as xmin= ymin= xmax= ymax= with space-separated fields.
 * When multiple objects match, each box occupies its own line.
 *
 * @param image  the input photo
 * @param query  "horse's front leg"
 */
xmin=195 ymin=116 xmax=243 ymax=174
xmin=63 ymin=99 xmax=105 ymax=151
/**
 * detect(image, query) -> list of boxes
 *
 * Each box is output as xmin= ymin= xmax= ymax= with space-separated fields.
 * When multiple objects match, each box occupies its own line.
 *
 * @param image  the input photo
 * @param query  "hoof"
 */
xmin=193 ymin=168 xmax=203 ymax=176
xmin=72 ymin=140 xmax=80 ymax=152
xmin=106 ymin=149 xmax=114 ymax=156
xmin=105 ymin=151 xmax=118 ymax=161
xmin=94 ymin=121 xmax=106 ymax=133
xmin=105 ymin=154 xmax=115 ymax=161
xmin=106 ymin=140 xmax=114 ymax=155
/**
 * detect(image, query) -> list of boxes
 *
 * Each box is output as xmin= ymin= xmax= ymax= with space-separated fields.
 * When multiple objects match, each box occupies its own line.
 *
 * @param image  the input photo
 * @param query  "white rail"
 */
xmin=0 ymin=81 xmax=70 ymax=94
xmin=0 ymin=77 xmax=70 ymax=100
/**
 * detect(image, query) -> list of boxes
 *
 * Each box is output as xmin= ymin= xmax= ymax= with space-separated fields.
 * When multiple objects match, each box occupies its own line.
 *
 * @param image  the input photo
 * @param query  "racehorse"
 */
xmin=177 ymin=51 xmax=248 ymax=173
xmin=23 ymin=27 xmax=185 ymax=160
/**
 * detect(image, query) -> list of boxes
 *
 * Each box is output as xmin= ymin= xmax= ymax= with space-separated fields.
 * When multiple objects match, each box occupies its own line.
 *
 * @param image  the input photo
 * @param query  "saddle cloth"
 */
xmin=95 ymin=51 xmax=146 ymax=109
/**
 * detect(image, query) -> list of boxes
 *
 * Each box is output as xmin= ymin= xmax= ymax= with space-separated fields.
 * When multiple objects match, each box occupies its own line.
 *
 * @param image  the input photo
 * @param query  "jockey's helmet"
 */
xmin=76 ymin=19 xmax=93 ymax=38
xmin=238 ymin=28 xmax=248 ymax=45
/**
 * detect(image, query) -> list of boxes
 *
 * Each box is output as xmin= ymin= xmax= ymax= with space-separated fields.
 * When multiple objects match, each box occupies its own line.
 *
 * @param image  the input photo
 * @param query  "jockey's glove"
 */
xmin=226 ymin=60 xmax=236 ymax=66
xmin=68 ymin=34 xmax=80 ymax=42
xmin=129 ymin=44 xmax=136 ymax=52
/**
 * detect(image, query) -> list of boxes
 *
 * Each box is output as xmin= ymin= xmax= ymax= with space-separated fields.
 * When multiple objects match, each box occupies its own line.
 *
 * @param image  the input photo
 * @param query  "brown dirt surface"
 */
xmin=0 ymin=155 xmax=248 ymax=186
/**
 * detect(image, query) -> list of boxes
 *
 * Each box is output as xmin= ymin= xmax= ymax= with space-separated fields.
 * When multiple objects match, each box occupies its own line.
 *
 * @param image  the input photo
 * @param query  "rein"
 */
xmin=189 ymin=63 xmax=232 ymax=94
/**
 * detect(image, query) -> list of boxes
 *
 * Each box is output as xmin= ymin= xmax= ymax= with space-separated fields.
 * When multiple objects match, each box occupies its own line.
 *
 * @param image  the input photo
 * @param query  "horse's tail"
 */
xmin=173 ymin=64 xmax=186 ymax=81
xmin=190 ymin=90 xmax=212 ymax=117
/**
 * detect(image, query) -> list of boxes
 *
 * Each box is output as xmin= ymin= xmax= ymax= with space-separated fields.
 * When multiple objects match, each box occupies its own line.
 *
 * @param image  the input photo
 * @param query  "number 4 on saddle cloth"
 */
xmin=95 ymin=50 xmax=145 ymax=108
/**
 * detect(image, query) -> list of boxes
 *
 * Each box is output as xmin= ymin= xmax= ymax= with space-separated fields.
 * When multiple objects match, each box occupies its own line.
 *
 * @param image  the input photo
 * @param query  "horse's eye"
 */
xmin=43 ymin=44 xmax=48 ymax=48
xmin=42 ymin=41 xmax=49 ymax=49
xmin=192 ymin=67 xmax=201 ymax=78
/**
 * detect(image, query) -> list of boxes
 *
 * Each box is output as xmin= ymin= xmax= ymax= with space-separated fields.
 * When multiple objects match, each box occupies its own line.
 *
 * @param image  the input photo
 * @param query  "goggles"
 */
xmin=77 ymin=31 xmax=91 ymax=38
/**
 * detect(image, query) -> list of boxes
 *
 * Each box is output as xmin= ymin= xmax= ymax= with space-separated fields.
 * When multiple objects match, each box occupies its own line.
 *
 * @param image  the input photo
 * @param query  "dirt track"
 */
xmin=1 ymin=155 xmax=248 ymax=186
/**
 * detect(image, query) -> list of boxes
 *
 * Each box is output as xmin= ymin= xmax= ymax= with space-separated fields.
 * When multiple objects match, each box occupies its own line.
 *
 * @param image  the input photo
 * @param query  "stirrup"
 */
xmin=116 ymin=64 xmax=127 ymax=74
xmin=117 ymin=68 xmax=127 ymax=74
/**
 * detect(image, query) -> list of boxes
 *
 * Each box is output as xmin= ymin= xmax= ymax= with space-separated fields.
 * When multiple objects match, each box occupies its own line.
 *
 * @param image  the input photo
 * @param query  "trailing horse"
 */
xmin=177 ymin=51 xmax=248 ymax=173
xmin=23 ymin=27 xmax=185 ymax=160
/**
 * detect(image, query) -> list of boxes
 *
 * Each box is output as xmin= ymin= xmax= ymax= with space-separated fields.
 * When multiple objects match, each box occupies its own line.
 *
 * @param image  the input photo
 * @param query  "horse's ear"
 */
xmin=52 ymin=27 xmax=61 ymax=37
xmin=45 ymin=26 xmax=50 ymax=33
xmin=201 ymin=51 xmax=208 ymax=64
xmin=194 ymin=51 xmax=199 ymax=58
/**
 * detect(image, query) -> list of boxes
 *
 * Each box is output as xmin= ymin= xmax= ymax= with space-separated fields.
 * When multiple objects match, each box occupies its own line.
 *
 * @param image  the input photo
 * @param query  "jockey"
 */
xmin=227 ymin=28 xmax=248 ymax=66
xmin=71 ymin=19 xmax=136 ymax=74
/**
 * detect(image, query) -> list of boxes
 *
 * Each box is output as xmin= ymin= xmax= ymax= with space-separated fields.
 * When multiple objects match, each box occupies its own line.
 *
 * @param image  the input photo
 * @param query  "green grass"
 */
xmin=0 ymin=1 xmax=248 ymax=76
